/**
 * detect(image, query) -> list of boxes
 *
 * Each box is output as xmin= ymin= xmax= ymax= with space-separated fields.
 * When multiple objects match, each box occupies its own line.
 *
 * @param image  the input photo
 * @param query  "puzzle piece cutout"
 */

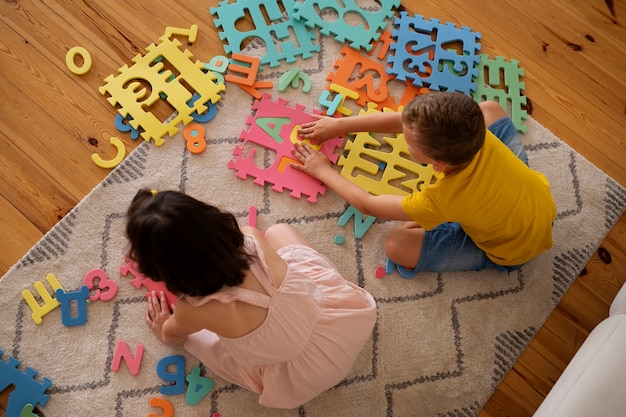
xmin=119 ymin=257 xmax=178 ymax=308
xmin=210 ymin=0 xmax=320 ymax=68
xmin=388 ymin=12 xmax=481 ymax=94
xmin=99 ymin=27 xmax=225 ymax=146
xmin=472 ymin=54 xmax=528 ymax=133
xmin=338 ymin=104 xmax=437 ymax=196
xmin=327 ymin=31 xmax=428 ymax=111
xmin=294 ymin=0 xmax=400 ymax=51
xmin=228 ymin=94 xmax=344 ymax=203
xmin=0 ymin=350 xmax=52 ymax=417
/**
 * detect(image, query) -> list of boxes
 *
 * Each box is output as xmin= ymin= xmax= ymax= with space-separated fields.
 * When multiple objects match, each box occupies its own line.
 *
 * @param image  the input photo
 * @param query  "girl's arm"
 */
xmin=146 ymin=291 xmax=200 ymax=346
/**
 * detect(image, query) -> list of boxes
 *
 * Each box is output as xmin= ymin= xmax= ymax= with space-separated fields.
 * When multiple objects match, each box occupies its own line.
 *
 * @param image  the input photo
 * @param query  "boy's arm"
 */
xmin=292 ymin=142 xmax=411 ymax=221
xmin=298 ymin=111 xmax=404 ymax=142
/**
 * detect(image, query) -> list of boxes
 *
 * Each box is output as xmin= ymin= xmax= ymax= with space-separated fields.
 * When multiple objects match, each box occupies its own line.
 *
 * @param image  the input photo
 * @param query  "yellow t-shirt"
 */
xmin=401 ymin=130 xmax=556 ymax=265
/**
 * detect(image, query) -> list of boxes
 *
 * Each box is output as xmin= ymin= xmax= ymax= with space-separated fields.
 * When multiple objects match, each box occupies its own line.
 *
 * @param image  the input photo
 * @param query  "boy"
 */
xmin=292 ymin=92 xmax=556 ymax=274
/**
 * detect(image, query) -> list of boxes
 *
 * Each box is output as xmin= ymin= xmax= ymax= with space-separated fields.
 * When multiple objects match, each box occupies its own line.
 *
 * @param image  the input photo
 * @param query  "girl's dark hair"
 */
xmin=125 ymin=189 xmax=253 ymax=297
xmin=402 ymin=92 xmax=486 ymax=166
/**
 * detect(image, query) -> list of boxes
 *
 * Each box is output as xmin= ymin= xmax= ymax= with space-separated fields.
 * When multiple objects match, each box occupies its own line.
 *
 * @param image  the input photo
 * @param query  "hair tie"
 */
xmin=150 ymin=189 xmax=158 ymax=196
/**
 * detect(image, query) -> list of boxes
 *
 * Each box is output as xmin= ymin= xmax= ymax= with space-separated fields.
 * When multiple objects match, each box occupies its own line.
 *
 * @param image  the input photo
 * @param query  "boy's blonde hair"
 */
xmin=402 ymin=92 xmax=486 ymax=166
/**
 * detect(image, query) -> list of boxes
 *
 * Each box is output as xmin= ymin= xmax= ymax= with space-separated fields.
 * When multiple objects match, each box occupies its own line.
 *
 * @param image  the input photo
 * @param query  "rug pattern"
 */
xmin=1 ymin=7 xmax=626 ymax=417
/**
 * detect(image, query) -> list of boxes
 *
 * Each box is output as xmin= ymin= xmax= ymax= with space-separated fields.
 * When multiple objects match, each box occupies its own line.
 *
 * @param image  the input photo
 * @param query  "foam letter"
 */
xmin=148 ymin=397 xmax=174 ymax=417
xmin=111 ymin=340 xmax=144 ymax=376
xmin=338 ymin=205 xmax=376 ymax=239
xmin=185 ymin=365 xmax=215 ymax=405
xmin=21 ymin=274 xmax=64 ymax=325
xmin=56 ymin=286 xmax=90 ymax=327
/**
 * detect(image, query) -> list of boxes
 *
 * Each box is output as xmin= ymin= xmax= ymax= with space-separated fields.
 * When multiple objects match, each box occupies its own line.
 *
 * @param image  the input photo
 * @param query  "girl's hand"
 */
xmin=146 ymin=290 xmax=172 ymax=343
xmin=298 ymin=114 xmax=343 ymax=142
xmin=291 ymin=142 xmax=333 ymax=179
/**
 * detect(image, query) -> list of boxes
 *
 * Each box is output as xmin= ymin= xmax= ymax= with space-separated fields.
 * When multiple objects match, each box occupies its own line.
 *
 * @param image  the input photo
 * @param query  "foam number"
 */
xmin=21 ymin=274 xmax=64 ymax=325
xmin=83 ymin=268 xmax=118 ymax=301
xmin=278 ymin=68 xmax=312 ymax=93
xmin=91 ymin=136 xmax=126 ymax=169
xmin=157 ymin=355 xmax=186 ymax=395
xmin=111 ymin=340 xmax=144 ymax=376
xmin=183 ymin=123 xmax=206 ymax=154
xmin=56 ymin=286 xmax=90 ymax=327
xmin=185 ymin=366 xmax=215 ymax=406
xmin=148 ymin=397 xmax=174 ymax=417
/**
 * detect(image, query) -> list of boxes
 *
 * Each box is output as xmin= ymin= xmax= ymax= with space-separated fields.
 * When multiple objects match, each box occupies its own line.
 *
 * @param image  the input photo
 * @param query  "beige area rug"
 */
xmin=2 ymin=5 xmax=626 ymax=417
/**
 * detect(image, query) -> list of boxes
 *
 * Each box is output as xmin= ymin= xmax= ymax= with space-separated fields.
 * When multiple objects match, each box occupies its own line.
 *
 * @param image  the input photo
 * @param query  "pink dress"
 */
xmin=183 ymin=233 xmax=377 ymax=409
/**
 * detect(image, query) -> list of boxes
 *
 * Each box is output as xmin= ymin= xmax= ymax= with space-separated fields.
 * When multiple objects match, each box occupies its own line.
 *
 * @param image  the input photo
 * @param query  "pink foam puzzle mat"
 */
xmin=228 ymin=94 xmax=344 ymax=203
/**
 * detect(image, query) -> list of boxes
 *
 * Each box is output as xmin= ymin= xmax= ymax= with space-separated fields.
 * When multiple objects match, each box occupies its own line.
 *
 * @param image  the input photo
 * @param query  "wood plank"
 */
xmin=0 ymin=131 xmax=77 ymax=232
xmin=0 ymin=195 xmax=43 ymax=275
xmin=0 ymin=73 xmax=106 ymax=200
xmin=481 ymin=368 xmax=545 ymax=417
xmin=0 ymin=20 xmax=129 ymax=160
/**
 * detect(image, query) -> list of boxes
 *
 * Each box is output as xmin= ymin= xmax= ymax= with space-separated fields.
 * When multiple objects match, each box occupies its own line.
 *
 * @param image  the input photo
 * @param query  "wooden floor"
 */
xmin=0 ymin=0 xmax=624 ymax=416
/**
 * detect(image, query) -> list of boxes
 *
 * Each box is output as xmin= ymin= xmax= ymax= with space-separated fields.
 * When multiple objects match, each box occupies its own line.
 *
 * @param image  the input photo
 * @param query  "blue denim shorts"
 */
xmin=489 ymin=116 xmax=528 ymax=166
xmin=412 ymin=117 xmax=526 ymax=274
xmin=412 ymin=222 xmax=522 ymax=274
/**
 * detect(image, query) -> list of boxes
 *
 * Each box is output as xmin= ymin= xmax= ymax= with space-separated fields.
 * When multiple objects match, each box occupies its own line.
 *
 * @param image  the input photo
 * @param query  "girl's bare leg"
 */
xmin=264 ymin=223 xmax=314 ymax=251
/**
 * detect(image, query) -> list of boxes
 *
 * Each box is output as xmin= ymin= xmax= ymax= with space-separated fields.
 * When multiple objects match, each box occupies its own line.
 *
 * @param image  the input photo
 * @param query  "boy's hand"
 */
xmin=291 ymin=142 xmax=333 ymax=179
xmin=298 ymin=114 xmax=343 ymax=142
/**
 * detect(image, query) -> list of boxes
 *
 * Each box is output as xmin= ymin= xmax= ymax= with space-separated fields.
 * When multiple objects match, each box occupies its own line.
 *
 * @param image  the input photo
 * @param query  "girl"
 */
xmin=125 ymin=189 xmax=377 ymax=409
